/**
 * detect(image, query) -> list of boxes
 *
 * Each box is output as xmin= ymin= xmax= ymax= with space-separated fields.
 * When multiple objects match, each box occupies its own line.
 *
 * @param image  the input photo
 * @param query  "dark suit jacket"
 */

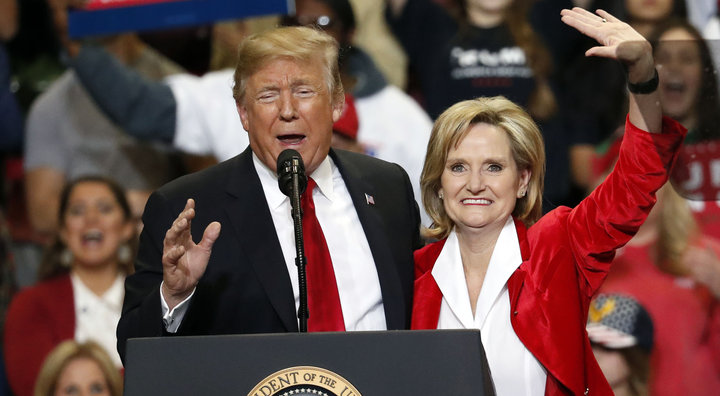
xmin=117 ymin=147 xmax=422 ymax=361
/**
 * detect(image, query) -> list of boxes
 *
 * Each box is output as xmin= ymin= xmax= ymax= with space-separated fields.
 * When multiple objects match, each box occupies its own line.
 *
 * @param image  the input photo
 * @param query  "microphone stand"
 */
xmin=289 ymin=157 xmax=309 ymax=333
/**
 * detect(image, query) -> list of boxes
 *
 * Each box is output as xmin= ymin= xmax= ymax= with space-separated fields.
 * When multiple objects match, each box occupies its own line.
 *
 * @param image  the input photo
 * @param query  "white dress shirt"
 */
xmin=163 ymin=154 xmax=386 ymax=332
xmin=434 ymin=217 xmax=547 ymax=395
xmin=71 ymin=272 xmax=125 ymax=368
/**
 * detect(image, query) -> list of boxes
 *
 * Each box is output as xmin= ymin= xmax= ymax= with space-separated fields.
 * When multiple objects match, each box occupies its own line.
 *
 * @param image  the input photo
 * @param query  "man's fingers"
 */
xmin=198 ymin=222 xmax=221 ymax=250
xmin=163 ymin=245 xmax=186 ymax=267
xmin=184 ymin=198 xmax=195 ymax=212
xmin=165 ymin=204 xmax=195 ymax=238
xmin=165 ymin=214 xmax=188 ymax=245
xmin=176 ymin=199 xmax=196 ymax=232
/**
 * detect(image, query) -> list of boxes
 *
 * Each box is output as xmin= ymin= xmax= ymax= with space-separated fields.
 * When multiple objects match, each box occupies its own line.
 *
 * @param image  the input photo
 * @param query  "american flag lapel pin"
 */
xmin=365 ymin=193 xmax=375 ymax=205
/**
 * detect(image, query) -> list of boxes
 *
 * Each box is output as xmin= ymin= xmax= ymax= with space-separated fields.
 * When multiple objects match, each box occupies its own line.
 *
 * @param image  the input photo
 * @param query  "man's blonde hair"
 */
xmin=232 ymin=26 xmax=344 ymax=105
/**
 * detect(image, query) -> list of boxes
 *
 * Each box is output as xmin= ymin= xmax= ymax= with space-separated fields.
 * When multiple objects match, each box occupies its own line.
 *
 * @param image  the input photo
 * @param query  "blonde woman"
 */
xmin=34 ymin=340 xmax=122 ymax=396
xmin=411 ymin=8 xmax=686 ymax=395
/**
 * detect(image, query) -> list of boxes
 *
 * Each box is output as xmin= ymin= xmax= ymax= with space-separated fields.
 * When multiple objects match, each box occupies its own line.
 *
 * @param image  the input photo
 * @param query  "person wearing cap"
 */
xmin=330 ymin=94 xmax=365 ymax=154
xmin=587 ymin=293 xmax=654 ymax=396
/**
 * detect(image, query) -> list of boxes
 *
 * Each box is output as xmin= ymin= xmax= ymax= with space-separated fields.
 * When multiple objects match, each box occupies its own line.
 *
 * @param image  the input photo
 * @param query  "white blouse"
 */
xmin=433 ymin=217 xmax=547 ymax=395
xmin=71 ymin=273 xmax=125 ymax=368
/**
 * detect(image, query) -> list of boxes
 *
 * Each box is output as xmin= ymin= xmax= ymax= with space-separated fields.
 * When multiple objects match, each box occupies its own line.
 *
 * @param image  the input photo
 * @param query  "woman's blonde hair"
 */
xmin=232 ymin=26 xmax=344 ymax=106
xmin=421 ymin=96 xmax=545 ymax=239
xmin=34 ymin=340 xmax=122 ymax=396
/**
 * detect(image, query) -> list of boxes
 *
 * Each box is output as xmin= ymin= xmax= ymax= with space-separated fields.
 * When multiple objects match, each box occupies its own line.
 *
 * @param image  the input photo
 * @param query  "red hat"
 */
xmin=333 ymin=94 xmax=359 ymax=141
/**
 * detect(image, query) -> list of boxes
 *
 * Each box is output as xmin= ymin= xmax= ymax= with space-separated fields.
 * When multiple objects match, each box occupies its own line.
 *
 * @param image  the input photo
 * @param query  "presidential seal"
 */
xmin=247 ymin=366 xmax=361 ymax=396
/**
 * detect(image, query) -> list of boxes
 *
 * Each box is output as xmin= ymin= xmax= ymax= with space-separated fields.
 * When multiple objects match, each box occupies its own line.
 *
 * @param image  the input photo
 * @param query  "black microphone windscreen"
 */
xmin=276 ymin=149 xmax=307 ymax=197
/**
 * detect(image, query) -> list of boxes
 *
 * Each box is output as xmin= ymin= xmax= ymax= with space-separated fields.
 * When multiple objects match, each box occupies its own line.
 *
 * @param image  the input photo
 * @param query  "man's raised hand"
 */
xmin=161 ymin=198 xmax=221 ymax=310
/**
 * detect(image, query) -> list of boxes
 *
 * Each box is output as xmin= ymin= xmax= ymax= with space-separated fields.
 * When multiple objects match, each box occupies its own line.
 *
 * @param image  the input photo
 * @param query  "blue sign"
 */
xmin=68 ymin=0 xmax=295 ymax=38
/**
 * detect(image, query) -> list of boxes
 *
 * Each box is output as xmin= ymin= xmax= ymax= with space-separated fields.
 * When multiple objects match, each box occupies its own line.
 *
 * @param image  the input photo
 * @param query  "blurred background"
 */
xmin=1 ymin=0 xmax=719 ymax=395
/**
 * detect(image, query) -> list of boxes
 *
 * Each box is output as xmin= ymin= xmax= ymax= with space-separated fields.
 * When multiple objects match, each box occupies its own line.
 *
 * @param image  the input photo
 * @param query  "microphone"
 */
xmin=276 ymin=149 xmax=309 ymax=332
xmin=276 ymin=149 xmax=308 ymax=197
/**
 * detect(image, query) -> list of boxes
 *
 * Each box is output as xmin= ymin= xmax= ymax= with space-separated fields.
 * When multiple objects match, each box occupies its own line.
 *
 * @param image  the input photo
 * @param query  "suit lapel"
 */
xmin=508 ymin=218 xmax=529 ymax=315
xmin=411 ymin=272 xmax=443 ymax=329
xmin=223 ymin=148 xmax=298 ymax=332
xmin=330 ymin=150 xmax=406 ymax=329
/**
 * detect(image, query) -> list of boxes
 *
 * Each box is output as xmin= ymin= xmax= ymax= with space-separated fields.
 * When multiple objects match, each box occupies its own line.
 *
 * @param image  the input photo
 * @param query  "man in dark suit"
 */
xmin=116 ymin=26 xmax=423 ymax=362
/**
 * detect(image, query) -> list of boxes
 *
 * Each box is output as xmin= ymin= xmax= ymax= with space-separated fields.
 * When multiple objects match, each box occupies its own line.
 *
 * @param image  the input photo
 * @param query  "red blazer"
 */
xmin=4 ymin=275 xmax=75 ymax=396
xmin=412 ymin=116 xmax=686 ymax=396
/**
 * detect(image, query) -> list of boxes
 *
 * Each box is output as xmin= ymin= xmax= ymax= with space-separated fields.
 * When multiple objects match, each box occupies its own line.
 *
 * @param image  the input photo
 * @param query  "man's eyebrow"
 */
xmin=257 ymin=83 xmax=280 ymax=90
xmin=291 ymin=77 xmax=323 ymax=87
xmin=253 ymin=84 xmax=280 ymax=96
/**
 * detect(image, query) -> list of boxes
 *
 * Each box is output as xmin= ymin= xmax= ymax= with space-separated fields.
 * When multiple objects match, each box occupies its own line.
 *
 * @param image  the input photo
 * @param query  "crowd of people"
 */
xmin=0 ymin=0 xmax=719 ymax=395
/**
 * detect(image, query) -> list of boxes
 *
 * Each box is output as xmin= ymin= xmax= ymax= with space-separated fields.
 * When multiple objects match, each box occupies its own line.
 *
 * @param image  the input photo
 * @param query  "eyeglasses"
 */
xmin=281 ymin=14 xmax=336 ymax=30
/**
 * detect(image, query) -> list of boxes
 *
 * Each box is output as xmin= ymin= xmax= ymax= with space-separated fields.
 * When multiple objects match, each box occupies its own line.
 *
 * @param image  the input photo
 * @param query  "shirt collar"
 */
xmin=252 ymin=152 xmax=335 ymax=210
xmin=432 ymin=216 xmax=522 ymax=328
xmin=475 ymin=216 xmax=521 ymax=327
xmin=308 ymin=154 xmax=335 ymax=201
xmin=70 ymin=272 xmax=125 ymax=310
xmin=432 ymin=230 xmax=473 ymax=327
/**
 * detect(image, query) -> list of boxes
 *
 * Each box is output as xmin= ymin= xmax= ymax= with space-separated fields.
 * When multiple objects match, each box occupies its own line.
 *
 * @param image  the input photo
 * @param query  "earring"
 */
xmin=117 ymin=244 xmax=133 ymax=264
xmin=60 ymin=248 xmax=73 ymax=267
xmin=518 ymin=189 xmax=527 ymax=198
xmin=438 ymin=191 xmax=444 ymax=199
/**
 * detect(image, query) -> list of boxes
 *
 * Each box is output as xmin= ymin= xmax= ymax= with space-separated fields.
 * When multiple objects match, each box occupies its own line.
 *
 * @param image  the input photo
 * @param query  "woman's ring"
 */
xmin=601 ymin=18 xmax=607 ymax=23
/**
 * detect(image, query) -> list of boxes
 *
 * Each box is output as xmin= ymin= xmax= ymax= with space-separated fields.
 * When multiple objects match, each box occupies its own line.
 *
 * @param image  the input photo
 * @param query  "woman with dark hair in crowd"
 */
xmin=650 ymin=17 xmax=719 ymax=143
xmin=4 ymin=176 xmax=135 ymax=396
xmin=650 ymin=17 xmax=720 ymax=237
xmin=563 ymin=0 xmax=688 ymax=195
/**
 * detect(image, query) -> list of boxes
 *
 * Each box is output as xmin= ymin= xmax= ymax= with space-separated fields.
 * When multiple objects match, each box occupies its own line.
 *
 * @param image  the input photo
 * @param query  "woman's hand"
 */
xmin=561 ymin=7 xmax=661 ymax=133
xmin=560 ymin=7 xmax=654 ymax=83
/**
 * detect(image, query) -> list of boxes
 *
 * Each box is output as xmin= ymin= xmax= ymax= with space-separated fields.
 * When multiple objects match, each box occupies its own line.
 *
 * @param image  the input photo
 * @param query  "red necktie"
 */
xmin=302 ymin=177 xmax=346 ymax=331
